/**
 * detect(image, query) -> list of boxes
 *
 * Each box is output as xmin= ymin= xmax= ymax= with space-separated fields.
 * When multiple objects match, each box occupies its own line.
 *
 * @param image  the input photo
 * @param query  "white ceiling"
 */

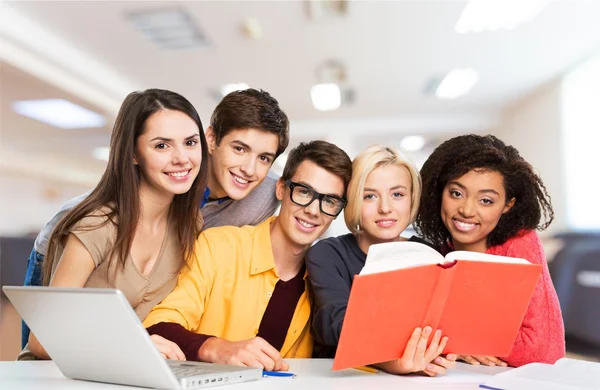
xmin=1 ymin=0 xmax=600 ymax=184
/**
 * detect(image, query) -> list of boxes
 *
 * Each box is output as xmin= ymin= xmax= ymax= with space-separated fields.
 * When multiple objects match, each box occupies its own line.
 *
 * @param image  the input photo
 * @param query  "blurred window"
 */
xmin=561 ymin=53 xmax=600 ymax=229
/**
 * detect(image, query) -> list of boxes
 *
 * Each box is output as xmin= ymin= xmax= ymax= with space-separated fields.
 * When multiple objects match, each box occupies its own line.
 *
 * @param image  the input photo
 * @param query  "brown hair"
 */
xmin=43 ymin=89 xmax=209 ymax=285
xmin=281 ymin=140 xmax=352 ymax=196
xmin=209 ymin=88 xmax=289 ymax=157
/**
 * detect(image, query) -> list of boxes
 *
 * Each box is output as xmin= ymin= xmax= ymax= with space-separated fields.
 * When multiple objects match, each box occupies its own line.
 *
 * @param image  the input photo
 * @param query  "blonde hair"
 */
xmin=344 ymin=145 xmax=422 ymax=234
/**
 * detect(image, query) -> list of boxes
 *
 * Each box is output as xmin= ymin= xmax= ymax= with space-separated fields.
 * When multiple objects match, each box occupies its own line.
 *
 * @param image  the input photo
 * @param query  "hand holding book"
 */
xmin=460 ymin=355 xmax=508 ymax=367
xmin=374 ymin=326 xmax=454 ymax=376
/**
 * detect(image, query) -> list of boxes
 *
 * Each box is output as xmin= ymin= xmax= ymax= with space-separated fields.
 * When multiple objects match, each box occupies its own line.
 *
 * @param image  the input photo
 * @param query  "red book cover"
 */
xmin=332 ymin=254 xmax=541 ymax=371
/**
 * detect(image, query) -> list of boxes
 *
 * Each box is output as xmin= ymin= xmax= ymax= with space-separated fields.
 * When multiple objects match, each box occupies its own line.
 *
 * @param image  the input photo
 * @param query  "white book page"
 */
xmin=482 ymin=376 xmax=583 ymax=390
xmin=546 ymin=358 xmax=600 ymax=387
xmin=485 ymin=359 xmax=600 ymax=389
xmin=445 ymin=250 xmax=530 ymax=264
xmin=360 ymin=241 xmax=443 ymax=275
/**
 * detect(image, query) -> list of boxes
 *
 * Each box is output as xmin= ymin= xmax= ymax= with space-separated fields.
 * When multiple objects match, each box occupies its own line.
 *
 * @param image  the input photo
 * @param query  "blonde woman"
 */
xmin=306 ymin=145 xmax=456 ymax=376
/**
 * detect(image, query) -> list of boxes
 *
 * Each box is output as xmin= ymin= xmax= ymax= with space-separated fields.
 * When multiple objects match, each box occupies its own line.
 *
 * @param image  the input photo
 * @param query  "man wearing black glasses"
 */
xmin=284 ymin=180 xmax=346 ymax=217
xmin=144 ymin=140 xmax=352 ymax=371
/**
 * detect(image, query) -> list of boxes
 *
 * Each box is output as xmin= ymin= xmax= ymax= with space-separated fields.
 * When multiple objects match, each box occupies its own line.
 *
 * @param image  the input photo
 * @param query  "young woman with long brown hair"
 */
xmin=23 ymin=89 xmax=209 ymax=360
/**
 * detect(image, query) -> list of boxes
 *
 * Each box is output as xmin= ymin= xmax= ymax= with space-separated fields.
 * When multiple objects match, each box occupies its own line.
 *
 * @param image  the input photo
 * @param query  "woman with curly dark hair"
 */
xmin=415 ymin=134 xmax=565 ymax=368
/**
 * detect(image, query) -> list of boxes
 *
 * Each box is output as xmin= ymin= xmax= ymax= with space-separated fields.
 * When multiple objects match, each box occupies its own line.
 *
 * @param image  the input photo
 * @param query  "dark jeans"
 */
xmin=22 ymin=249 xmax=44 ymax=348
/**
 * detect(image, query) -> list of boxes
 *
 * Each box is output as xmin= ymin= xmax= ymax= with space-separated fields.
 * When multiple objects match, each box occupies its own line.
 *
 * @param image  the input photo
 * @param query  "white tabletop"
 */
xmin=0 ymin=359 xmax=510 ymax=390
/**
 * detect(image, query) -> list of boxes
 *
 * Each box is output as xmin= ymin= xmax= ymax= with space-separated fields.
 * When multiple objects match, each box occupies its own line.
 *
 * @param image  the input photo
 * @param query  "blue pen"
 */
xmin=262 ymin=370 xmax=296 ymax=378
xmin=479 ymin=385 xmax=504 ymax=390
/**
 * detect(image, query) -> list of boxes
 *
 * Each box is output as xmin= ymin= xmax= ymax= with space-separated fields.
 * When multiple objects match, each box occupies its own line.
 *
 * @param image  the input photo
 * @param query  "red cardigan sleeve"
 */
xmin=496 ymin=230 xmax=565 ymax=367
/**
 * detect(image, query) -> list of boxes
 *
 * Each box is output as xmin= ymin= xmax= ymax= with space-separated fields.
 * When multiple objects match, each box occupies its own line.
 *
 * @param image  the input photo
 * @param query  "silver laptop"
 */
xmin=3 ymin=286 xmax=262 ymax=389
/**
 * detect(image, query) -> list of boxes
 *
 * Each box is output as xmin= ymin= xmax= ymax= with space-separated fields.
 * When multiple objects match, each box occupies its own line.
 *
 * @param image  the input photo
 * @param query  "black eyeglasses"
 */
xmin=285 ymin=180 xmax=346 ymax=217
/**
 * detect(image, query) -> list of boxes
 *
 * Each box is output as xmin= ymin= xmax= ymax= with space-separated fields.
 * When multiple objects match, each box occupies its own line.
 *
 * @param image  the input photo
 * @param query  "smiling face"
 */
xmin=134 ymin=109 xmax=202 ymax=199
xmin=206 ymin=127 xmax=279 ymax=200
xmin=441 ymin=169 xmax=515 ymax=253
xmin=274 ymin=160 xmax=345 ymax=250
xmin=357 ymin=164 xmax=413 ymax=251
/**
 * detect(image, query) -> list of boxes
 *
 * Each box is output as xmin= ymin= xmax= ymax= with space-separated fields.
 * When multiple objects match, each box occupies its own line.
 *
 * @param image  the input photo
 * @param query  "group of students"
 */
xmin=19 ymin=87 xmax=565 ymax=377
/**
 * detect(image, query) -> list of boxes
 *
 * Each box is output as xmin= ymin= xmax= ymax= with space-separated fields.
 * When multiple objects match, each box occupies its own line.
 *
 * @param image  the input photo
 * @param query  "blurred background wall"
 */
xmin=1 ymin=0 xmax=599 ymax=361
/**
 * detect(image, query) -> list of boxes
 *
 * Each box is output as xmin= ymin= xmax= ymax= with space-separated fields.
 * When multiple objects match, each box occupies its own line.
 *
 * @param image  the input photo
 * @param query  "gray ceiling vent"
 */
xmin=127 ymin=8 xmax=210 ymax=50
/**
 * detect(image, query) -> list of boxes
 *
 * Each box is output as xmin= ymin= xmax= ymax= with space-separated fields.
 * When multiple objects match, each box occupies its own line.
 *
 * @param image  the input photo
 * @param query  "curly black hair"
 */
xmin=414 ymin=134 xmax=554 ymax=250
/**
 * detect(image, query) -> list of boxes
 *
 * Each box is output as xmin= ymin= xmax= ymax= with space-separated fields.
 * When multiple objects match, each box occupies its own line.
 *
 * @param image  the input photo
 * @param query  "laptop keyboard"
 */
xmin=169 ymin=363 xmax=210 ymax=378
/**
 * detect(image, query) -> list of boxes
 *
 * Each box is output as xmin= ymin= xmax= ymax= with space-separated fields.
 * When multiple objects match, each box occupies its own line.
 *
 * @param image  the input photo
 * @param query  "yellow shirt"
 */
xmin=143 ymin=217 xmax=313 ymax=358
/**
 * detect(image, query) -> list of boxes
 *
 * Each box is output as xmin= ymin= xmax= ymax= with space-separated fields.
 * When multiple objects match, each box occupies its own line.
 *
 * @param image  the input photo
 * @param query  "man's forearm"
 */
xmin=147 ymin=322 xmax=214 ymax=361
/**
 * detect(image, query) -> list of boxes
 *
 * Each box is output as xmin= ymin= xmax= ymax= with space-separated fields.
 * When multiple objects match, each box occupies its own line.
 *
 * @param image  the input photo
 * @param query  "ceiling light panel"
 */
xmin=221 ymin=83 xmax=250 ymax=97
xmin=311 ymin=83 xmax=342 ymax=111
xmin=455 ymin=0 xmax=549 ymax=34
xmin=400 ymin=136 xmax=426 ymax=152
xmin=436 ymin=68 xmax=480 ymax=100
xmin=12 ymin=99 xmax=106 ymax=129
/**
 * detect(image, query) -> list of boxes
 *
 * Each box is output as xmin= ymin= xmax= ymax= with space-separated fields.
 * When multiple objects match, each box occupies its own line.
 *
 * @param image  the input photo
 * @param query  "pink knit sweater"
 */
xmin=485 ymin=230 xmax=565 ymax=367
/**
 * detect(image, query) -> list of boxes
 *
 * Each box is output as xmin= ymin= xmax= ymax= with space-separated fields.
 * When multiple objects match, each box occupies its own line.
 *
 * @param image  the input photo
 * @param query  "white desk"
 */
xmin=0 ymin=359 xmax=510 ymax=390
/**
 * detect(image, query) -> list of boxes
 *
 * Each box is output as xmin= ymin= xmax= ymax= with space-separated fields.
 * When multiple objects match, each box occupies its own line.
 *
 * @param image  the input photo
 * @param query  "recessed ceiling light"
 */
xmin=221 ymin=83 xmax=250 ymax=97
xmin=241 ymin=18 xmax=262 ymax=40
xmin=12 ymin=99 xmax=106 ymax=129
xmin=455 ymin=0 xmax=549 ymax=34
xmin=311 ymin=83 xmax=342 ymax=111
xmin=92 ymin=147 xmax=110 ymax=162
xmin=400 ymin=136 xmax=426 ymax=152
xmin=436 ymin=69 xmax=479 ymax=100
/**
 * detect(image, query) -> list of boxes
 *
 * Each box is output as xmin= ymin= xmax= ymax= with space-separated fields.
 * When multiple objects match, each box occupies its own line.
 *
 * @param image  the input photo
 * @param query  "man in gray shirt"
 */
xmin=22 ymin=88 xmax=289 ymax=347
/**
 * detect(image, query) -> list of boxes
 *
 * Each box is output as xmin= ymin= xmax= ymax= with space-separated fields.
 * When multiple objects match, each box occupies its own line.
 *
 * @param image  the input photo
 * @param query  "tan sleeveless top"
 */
xmin=19 ymin=207 xmax=189 ymax=361
xmin=49 ymin=207 xmax=184 ymax=321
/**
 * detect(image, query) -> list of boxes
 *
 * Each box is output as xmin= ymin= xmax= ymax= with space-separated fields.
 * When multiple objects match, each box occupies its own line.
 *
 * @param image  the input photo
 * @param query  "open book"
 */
xmin=333 ymin=241 xmax=542 ymax=371
xmin=481 ymin=358 xmax=600 ymax=390
xmin=360 ymin=241 xmax=530 ymax=275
